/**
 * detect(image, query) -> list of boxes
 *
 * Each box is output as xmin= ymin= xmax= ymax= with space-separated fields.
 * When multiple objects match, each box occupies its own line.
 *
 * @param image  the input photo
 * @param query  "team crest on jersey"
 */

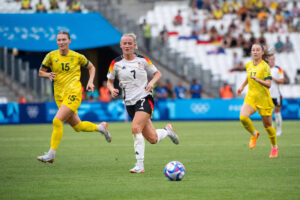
xmin=55 ymin=58 xmax=59 ymax=62
xmin=70 ymin=57 xmax=74 ymax=62
xmin=138 ymin=62 xmax=141 ymax=67
xmin=122 ymin=66 xmax=126 ymax=70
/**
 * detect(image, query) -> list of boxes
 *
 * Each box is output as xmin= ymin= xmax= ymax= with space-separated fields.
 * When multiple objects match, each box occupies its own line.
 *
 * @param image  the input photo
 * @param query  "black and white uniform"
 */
xmin=107 ymin=54 xmax=157 ymax=118
xmin=270 ymin=66 xmax=284 ymax=106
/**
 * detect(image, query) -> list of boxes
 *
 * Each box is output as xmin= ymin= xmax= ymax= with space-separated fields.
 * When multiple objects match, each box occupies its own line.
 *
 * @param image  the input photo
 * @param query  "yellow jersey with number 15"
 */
xmin=245 ymin=60 xmax=274 ymax=109
xmin=41 ymin=50 xmax=89 ymax=101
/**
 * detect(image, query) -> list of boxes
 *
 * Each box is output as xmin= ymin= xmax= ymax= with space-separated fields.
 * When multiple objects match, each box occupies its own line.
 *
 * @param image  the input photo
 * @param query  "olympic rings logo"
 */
xmin=190 ymin=103 xmax=210 ymax=114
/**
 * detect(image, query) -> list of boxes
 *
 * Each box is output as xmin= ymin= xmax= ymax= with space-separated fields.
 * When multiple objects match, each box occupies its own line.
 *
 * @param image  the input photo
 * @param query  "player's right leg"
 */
xmin=68 ymin=113 xmax=111 ymax=142
xmin=37 ymin=105 xmax=73 ymax=163
xmin=129 ymin=111 xmax=149 ymax=173
xmin=239 ymin=103 xmax=259 ymax=149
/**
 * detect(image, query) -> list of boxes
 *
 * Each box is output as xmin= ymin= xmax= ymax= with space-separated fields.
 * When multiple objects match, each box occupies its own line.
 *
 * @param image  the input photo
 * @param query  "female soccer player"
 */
xmin=237 ymin=43 xmax=278 ymax=158
xmin=37 ymin=31 xmax=111 ymax=163
xmin=269 ymin=55 xmax=284 ymax=136
xmin=107 ymin=33 xmax=179 ymax=173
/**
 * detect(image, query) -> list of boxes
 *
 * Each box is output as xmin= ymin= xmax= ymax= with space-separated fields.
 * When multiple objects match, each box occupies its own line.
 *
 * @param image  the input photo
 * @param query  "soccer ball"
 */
xmin=164 ymin=161 xmax=185 ymax=181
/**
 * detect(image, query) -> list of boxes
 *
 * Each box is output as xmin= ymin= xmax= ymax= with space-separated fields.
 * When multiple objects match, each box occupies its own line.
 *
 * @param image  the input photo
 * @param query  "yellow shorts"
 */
xmin=244 ymin=99 xmax=273 ymax=116
xmin=55 ymin=92 xmax=82 ymax=113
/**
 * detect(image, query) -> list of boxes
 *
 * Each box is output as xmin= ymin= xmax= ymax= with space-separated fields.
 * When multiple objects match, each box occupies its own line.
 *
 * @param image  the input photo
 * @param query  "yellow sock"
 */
xmin=50 ymin=118 xmax=63 ymax=150
xmin=73 ymin=121 xmax=97 ymax=132
xmin=240 ymin=115 xmax=256 ymax=135
xmin=265 ymin=126 xmax=277 ymax=146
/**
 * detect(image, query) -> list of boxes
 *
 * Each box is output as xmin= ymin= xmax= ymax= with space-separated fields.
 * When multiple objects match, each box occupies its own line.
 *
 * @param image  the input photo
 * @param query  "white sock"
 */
xmin=133 ymin=133 xmax=144 ymax=168
xmin=275 ymin=112 xmax=282 ymax=132
xmin=48 ymin=149 xmax=56 ymax=156
xmin=97 ymin=124 xmax=103 ymax=132
xmin=156 ymin=129 xmax=168 ymax=143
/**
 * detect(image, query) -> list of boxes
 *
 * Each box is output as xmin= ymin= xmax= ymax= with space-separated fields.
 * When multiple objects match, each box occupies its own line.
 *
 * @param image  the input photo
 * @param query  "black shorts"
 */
xmin=272 ymin=96 xmax=282 ymax=107
xmin=126 ymin=95 xmax=154 ymax=119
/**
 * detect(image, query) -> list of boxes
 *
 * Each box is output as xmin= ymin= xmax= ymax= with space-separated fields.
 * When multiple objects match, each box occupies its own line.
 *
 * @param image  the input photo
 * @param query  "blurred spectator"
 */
xmin=221 ymin=0 xmax=230 ymax=14
xmin=218 ymin=24 xmax=227 ymax=36
xmin=258 ymin=32 xmax=266 ymax=46
xmin=18 ymin=94 xmax=27 ymax=104
xmin=87 ymin=90 xmax=99 ymax=102
xmin=155 ymin=81 xmax=168 ymax=101
xmin=236 ymin=33 xmax=246 ymax=47
xmin=291 ymin=1 xmax=299 ymax=18
xmin=141 ymin=19 xmax=151 ymax=52
xmin=284 ymin=36 xmax=294 ymax=53
xmin=99 ymin=81 xmax=111 ymax=102
xmin=258 ymin=7 xmax=269 ymax=33
xmin=283 ymin=9 xmax=293 ymax=23
xmin=237 ymin=2 xmax=248 ymax=22
xmin=222 ymin=34 xmax=231 ymax=48
xmin=81 ymin=86 xmax=86 ymax=101
xmin=159 ymin=25 xmax=168 ymax=46
xmin=21 ymin=0 xmax=32 ymax=10
xmin=242 ymin=32 xmax=255 ymax=57
xmin=36 ymin=0 xmax=47 ymax=12
xmin=165 ymin=79 xmax=174 ymax=99
xmin=213 ymin=5 xmax=223 ymax=20
xmin=173 ymin=9 xmax=183 ymax=26
xmin=230 ymin=52 xmax=244 ymax=72
xmin=220 ymin=83 xmax=233 ymax=99
xmin=49 ymin=0 xmax=59 ymax=10
xmin=68 ymin=0 xmax=81 ymax=13
xmin=192 ymin=0 xmax=204 ymax=9
xmin=208 ymin=26 xmax=220 ymax=42
xmin=275 ymin=8 xmax=284 ymax=25
xmin=274 ymin=36 xmax=284 ymax=53
xmin=174 ymin=80 xmax=187 ymax=99
xmin=189 ymin=5 xmax=201 ymax=36
xmin=228 ymin=19 xmax=237 ymax=34
xmin=243 ymin=14 xmax=252 ymax=33
xmin=230 ymin=0 xmax=240 ymax=13
xmin=190 ymin=79 xmax=202 ymax=98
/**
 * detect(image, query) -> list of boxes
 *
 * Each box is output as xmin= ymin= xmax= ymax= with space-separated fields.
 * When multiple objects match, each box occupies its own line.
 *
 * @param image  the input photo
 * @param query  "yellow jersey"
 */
xmin=245 ymin=60 xmax=274 ymax=109
xmin=41 ymin=50 xmax=89 ymax=101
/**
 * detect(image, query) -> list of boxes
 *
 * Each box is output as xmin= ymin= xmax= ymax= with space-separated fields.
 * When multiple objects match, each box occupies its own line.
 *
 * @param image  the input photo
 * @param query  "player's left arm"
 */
xmin=86 ymin=61 xmax=95 ymax=92
xmin=251 ymin=76 xmax=271 ymax=88
xmin=251 ymin=64 xmax=272 ymax=88
xmin=146 ymin=70 xmax=162 ymax=92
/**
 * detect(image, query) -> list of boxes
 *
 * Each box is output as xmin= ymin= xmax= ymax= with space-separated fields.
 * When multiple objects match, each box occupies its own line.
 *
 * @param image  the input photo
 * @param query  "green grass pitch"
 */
xmin=0 ymin=121 xmax=300 ymax=200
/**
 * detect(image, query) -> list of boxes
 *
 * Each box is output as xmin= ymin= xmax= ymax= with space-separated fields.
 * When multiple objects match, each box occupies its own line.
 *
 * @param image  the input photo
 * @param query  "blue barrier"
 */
xmin=0 ymin=98 xmax=299 ymax=124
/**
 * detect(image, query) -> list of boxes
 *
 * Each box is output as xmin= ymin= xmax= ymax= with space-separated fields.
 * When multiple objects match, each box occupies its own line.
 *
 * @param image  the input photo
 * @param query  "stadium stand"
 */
xmin=135 ymin=0 xmax=300 ymax=98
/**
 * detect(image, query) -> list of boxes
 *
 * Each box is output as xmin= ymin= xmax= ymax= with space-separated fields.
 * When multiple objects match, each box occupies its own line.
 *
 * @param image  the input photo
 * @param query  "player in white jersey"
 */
xmin=269 ymin=55 xmax=284 ymax=136
xmin=107 ymin=33 xmax=179 ymax=173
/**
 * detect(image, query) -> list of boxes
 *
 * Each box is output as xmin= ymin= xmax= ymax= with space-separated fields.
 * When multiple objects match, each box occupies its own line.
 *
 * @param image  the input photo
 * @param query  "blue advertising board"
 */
xmin=0 ymin=103 xmax=19 ymax=124
xmin=154 ymin=99 xmax=261 ymax=120
xmin=19 ymin=103 xmax=46 ymax=123
xmin=0 ymin=98 xmax=300 ymax=124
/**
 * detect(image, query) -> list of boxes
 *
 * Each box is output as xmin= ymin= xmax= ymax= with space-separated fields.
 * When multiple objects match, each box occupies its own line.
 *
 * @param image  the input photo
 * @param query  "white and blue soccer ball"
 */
xmin=164 ymin=161 xmax=185 ymax=181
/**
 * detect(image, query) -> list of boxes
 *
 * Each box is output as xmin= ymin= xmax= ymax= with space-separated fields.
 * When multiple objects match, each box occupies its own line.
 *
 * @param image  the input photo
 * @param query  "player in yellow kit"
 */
xmin=37 ymin=31 xmax=111 ymax=163
xmin=237 ymin=43 xmax=278 ymax=158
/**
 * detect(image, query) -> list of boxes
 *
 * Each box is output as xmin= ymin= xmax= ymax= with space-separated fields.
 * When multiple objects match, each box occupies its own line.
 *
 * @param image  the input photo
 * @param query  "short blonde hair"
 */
xmin=121 ymin=33 xmax=138 ymax=49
